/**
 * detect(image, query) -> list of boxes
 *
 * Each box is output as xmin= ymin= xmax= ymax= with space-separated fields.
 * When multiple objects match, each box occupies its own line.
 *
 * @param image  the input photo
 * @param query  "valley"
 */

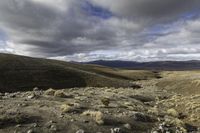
xmin=0 ymin=54 xmax=200 ymax=133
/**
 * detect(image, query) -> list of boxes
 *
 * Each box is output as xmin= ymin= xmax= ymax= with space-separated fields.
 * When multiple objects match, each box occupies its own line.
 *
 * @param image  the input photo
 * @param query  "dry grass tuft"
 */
xmin=167 ymin=108 xmax=179 ymax=118
xmin=82 ymin=110 xmax=104 ymax=125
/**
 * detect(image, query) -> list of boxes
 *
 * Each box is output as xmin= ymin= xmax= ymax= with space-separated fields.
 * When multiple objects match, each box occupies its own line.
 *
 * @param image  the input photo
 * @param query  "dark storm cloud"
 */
xmin=0 ymin=0 xmax=59 ymax=31
xmin=0 ymin=0 xmax=200 ymax=61
xmin=90 ymin=0 xmax=200 ymax=24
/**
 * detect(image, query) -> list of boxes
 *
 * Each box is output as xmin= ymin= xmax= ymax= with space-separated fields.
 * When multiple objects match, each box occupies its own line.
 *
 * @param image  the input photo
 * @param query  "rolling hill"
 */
xmin=0 ymin=53 xmax=159 ymax=92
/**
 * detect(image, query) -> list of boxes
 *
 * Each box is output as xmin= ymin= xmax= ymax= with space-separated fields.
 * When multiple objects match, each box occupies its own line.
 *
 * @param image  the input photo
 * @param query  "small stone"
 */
xmin=50 ymin=125 xmax=57 ymax=131
xmin=27 ymin=94 xmax=35 ymax=99
xmin=59 ymin=114 xmax=64 ymax=118
xmin=152 ymin=131 xmax=159 ymax=133
xmin=10 ymin=94 xmax=16 ymax=98
xmin=49 ymin=120 xmax=54 ymax=123
xmin=116 ymin=110 xmax=120 ymax=113
xmin=124 ymin=123 xmax=131 ymax=129
xmin=22 ymin=103 xmax=28 ymax=107
xmin=17 ymin=103 xmax=28 ymax=107
xmin=83 ymin=120 xmax=89 ymax=123
xmin=4 ymin=93 xmax=9 ymax=96
xmin=111 ymin=128 xmax=121 ymax=133
xmin=33 ymin=87 xmax=39 ymax=91
xmin=76 ymin=129 xmax=85 ymax=133
xmin=45 ymin=120 xmax=55 ymax=128
xmin=15 ymin=124 xmax=21 ymax=128
xmin=32 ymin=123 xmax=38 ymax=127
xmin=27 ymin=129 xmax=34 ymax=133
xmin=124 ymin=102 xmax=132 ymax=106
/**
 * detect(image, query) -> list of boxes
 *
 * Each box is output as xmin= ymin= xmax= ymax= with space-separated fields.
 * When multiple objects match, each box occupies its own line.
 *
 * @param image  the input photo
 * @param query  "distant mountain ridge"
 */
xmin=85 ymin=60 xmax=200 ymax=70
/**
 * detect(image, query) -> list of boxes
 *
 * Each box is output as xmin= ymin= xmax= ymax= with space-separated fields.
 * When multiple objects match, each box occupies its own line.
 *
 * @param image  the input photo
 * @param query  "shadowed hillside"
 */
xmin=0 ymin=53 xmax=152 ymax=92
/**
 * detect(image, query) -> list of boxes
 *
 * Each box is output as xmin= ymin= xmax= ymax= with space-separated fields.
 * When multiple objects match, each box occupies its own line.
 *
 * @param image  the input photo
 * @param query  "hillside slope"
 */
xmin=156 ymin=71 xmax=200 ymax=95
xmin=0 ymin=54 xmax=144 ymax=92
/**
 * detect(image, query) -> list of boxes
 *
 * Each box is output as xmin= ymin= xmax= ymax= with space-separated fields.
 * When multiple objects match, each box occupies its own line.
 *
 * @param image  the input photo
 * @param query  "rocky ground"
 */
xmin=0 ymin=77 xmax=200 ymax=133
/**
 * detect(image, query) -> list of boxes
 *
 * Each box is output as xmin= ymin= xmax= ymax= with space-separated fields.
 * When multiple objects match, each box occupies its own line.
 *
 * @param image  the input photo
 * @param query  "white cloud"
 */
xmin=30 ymin=0 xmax=73 ymax=11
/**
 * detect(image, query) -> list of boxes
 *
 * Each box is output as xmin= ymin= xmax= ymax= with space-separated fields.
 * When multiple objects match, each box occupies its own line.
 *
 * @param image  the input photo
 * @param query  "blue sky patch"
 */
xmin=180 ymin=10 xmax=200 ymax=20
xmin=0 ymin=30 xmax=7 ymax=42
xmin=82 ymin=1 xmax=113 ymax=19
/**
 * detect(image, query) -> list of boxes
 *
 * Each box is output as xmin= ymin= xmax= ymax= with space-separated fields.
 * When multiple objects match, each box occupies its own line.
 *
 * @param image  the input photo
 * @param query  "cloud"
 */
xmin=0 ymin=0 xmax=100 ymax=57
xmin=0 ymin=0 xmax=200 ymax=61
xmin=90 ymin=0 xmax=200 ymax=24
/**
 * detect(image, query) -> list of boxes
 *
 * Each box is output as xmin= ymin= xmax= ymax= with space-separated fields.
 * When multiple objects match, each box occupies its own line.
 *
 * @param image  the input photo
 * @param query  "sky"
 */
xmin=0 ymin=0 xmax=200 ymax=62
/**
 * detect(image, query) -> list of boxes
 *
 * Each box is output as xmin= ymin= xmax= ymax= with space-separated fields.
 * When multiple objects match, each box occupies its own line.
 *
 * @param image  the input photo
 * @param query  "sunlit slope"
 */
xmin=156 ymin=71 xmax=200 ymax=95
